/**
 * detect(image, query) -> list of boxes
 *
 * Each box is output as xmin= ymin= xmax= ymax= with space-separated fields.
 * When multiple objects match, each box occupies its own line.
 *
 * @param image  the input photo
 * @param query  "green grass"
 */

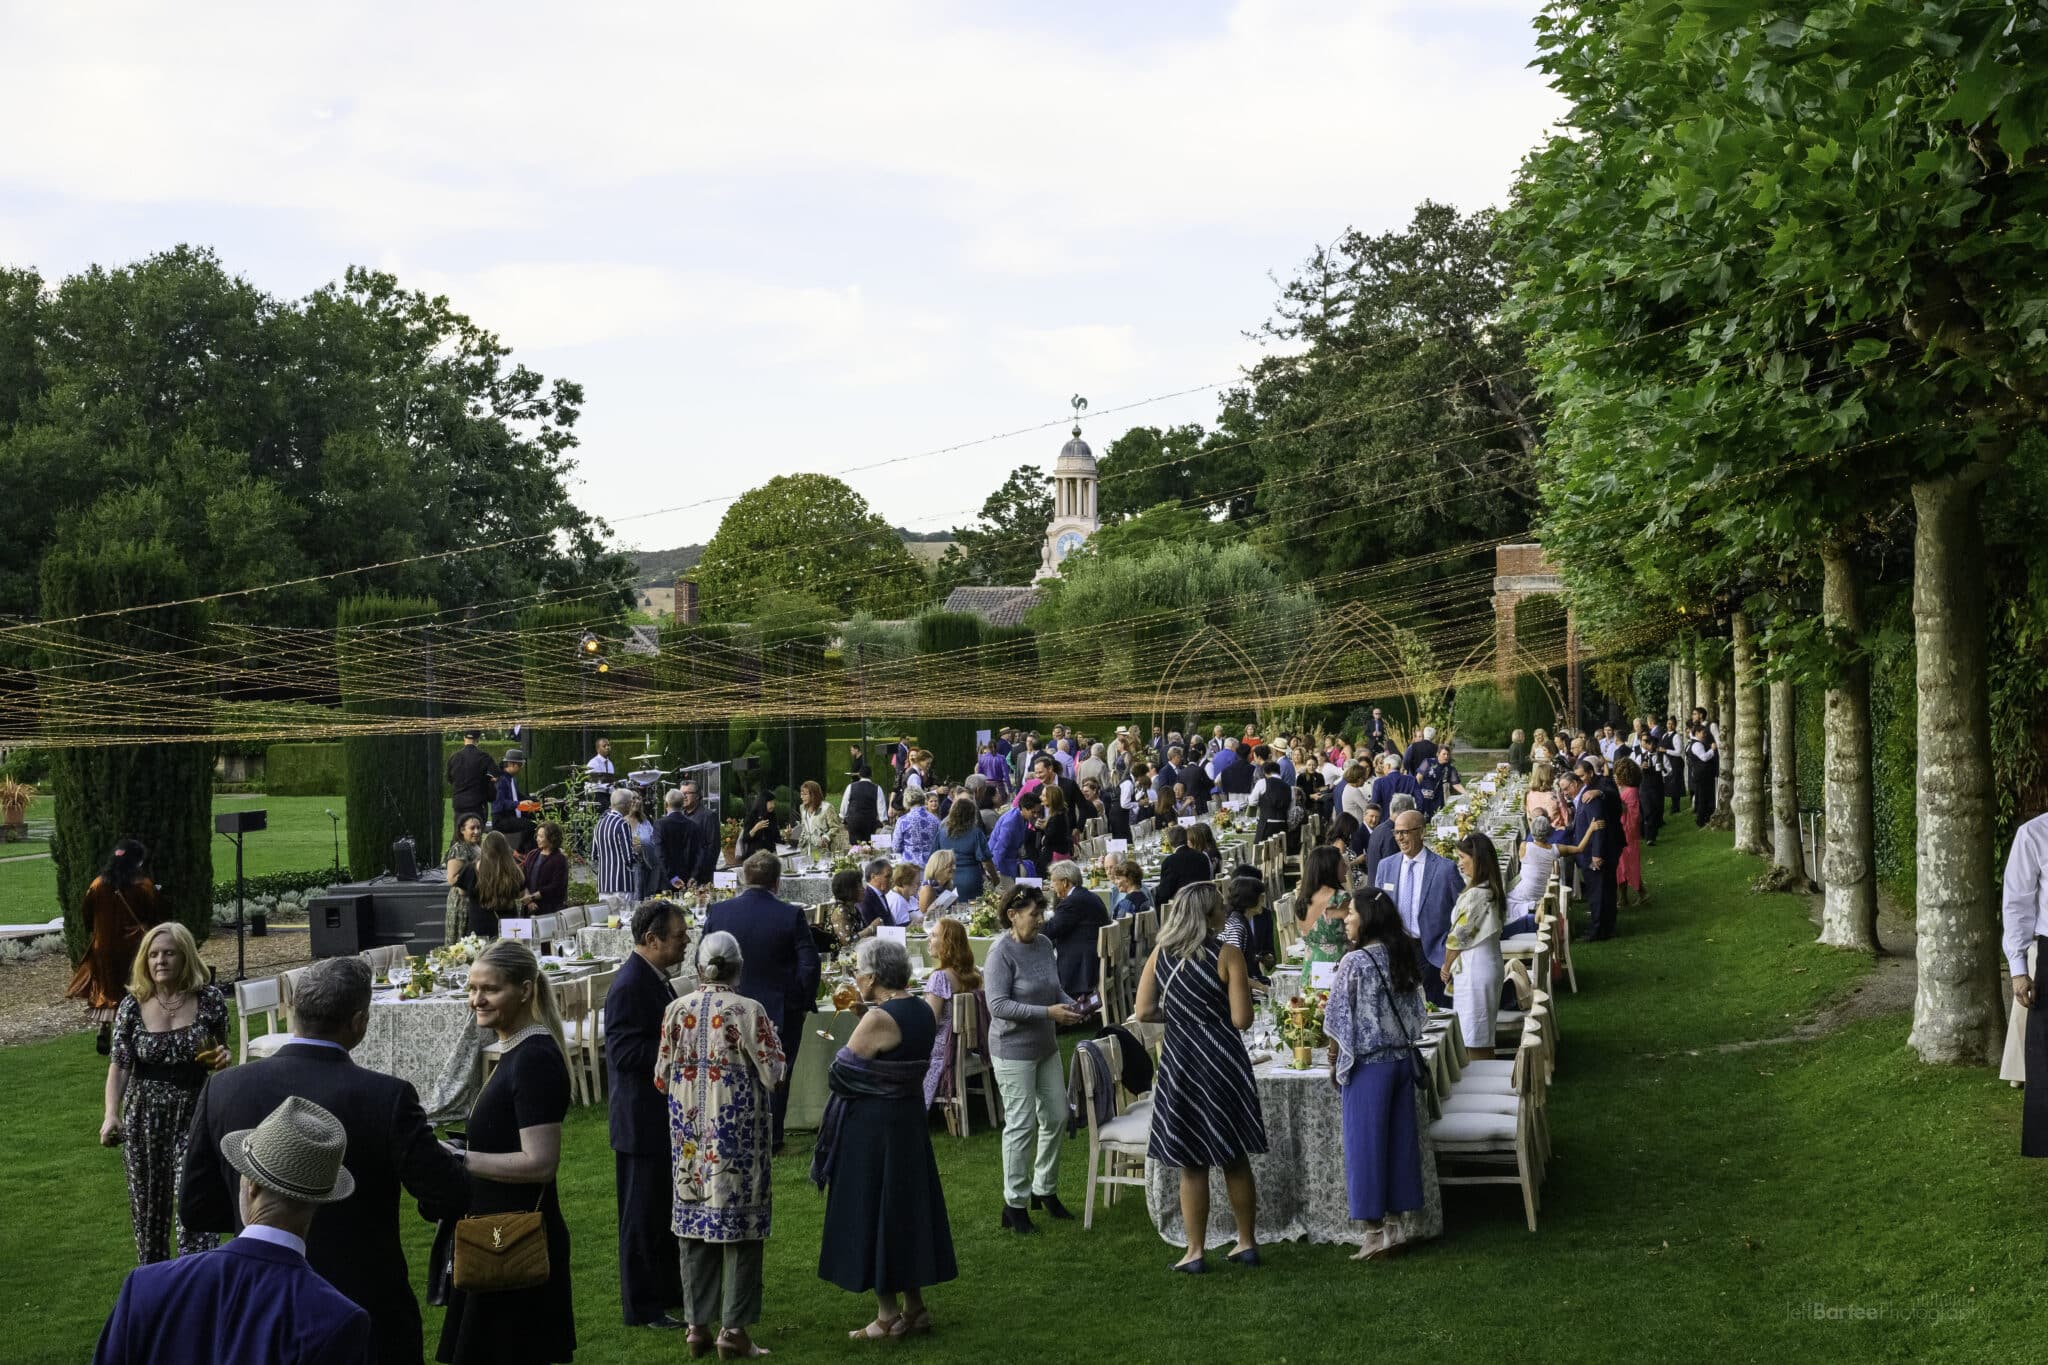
xmin=0 ymin=796 xmax=350 ymax=924
xmin=2 ymin=820 xmax=2034 ymax=1362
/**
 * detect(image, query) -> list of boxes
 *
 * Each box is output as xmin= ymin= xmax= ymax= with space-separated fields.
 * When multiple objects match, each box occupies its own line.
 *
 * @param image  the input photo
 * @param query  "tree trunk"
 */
xmin=1706 ymin=667 xmax=1735 ymax=830
xmin=1769 ymin=677 xmax=1805 ymax=879
xmin=1730 ymin=610 xmax=1768 ymax=855
xmin=1818 ymin=545 xmax=1879 ymax=952
xmin=1907 ymin=473 xmax=2002 ymax=1065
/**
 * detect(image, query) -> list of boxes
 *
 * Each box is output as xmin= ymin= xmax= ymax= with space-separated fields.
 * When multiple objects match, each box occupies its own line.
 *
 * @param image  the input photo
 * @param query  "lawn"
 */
xmin=2 ymin=821 xmax=2034 ymax=1362
xmin=0 ymin=796 xmax=349 ymax=924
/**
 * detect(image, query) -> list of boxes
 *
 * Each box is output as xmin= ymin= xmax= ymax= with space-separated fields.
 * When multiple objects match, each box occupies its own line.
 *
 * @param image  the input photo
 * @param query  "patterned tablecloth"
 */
xmin=577 ymin=930 xmax=696 ymax=989
xmin=359 ymin=992 xmax=484 ymax=1124
xmin=1143 ymin=1026 xmax=1463 ymax=1250
xmin=785 ymin=1009 xmax=857 ymax=1131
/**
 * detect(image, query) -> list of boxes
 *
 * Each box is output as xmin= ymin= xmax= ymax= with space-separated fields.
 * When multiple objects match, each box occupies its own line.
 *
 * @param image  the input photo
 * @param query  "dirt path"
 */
xmin=0 ymin=926 xmax=318 ymax=1047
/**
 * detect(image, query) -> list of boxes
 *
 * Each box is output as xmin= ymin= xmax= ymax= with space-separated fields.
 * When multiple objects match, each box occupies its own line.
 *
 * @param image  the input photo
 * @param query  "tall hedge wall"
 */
xmin=915 ymin=611 xmax=983 ymax=782
xmin=337 ymin=595 xmax=443 ymax=878
xmin=41 ymin=542 xmax=215 ymax=958
xmin=519 ymin=604 xmax=608 ymax=796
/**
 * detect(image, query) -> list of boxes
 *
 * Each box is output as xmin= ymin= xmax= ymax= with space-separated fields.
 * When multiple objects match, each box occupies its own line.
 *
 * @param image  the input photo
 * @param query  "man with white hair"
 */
xmin=1403 ymin=725 xmax=1439 ymax=775
xmin=593 ymin=786 xmax=640 ymax=919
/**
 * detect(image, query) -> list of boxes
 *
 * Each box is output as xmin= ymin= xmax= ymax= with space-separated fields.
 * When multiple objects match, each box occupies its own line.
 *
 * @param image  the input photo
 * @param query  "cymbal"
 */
xmin=628 ymin=752 xmax=662 ymax=762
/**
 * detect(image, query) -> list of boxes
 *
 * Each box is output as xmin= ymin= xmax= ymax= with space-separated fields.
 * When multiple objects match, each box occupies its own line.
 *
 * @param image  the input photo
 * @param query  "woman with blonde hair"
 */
xmin=467 ymin=830 xmax=526 ymax=939
xmin=1525 ymin=762 xmax=1564 ymax=832
xmin=441 ymin=938 xmax=576 ymax=1363
xmin=921 ymin=917 xmax=984 ymax=1111
xmin=918 ymin=849 xmax=960 ymax=919
xmin=1530 ymin=727 xmax=1553 ymax=766
xmin=99 ymin=921 xmax=228 ymax=1263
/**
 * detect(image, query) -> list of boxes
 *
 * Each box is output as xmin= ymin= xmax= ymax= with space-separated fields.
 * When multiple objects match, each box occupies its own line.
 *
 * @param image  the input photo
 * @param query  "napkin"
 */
xmin=1246 ymin=1049 xmax=1274 ymax=1066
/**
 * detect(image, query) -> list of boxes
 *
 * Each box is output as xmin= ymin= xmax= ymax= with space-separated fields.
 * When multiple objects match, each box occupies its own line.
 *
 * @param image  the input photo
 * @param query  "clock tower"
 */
xmin=1036 ymin=395 xmax=1100 ymax=581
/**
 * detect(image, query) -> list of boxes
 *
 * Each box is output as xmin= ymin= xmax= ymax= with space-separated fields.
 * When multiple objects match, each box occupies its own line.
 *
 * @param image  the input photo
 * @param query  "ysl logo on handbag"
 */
xmin=491 ymin=1225 xmax=503 ymax=1249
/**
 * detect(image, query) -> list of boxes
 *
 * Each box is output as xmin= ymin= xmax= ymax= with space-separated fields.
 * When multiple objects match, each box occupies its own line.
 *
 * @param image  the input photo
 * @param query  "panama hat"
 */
xmin=220 ymin=1096 xmax=356 ymax=1203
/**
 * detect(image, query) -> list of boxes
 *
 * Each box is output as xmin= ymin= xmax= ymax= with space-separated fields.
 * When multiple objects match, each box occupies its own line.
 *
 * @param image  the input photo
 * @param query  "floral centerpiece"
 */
xmin=967 ymin=894 xmax=1003 ymax=938
xmin=720 ymin=817 xmax=742 ymax=862
xmin=400 ymin=956 xmax=438 ymax=1000
xmin=849 ymin=843 xmax=878 ymax=860
xmin=430 ymin=934 xmax=488 ymax=970
xmin=830 ymin=851 xmax=861 ymax=875
xmin=1274 ymin=991 xmax=1330 ymax=1069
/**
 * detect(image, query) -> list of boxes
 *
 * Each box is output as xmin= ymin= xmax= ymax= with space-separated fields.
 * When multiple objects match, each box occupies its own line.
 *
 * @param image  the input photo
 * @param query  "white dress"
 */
xmin=1447 ymin=885 xmax=1504 ymax=1053
xmin=1507 ymin=844 xmax=1558 ymax=924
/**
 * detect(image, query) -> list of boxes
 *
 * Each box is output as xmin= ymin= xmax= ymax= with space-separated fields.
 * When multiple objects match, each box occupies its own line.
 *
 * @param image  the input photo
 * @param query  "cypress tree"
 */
xmin=40 ymin=542 xmax=215 ymax=959
xmin=336 ymin=595 xmax=443 ymax=878
xmin=915 ymin=611 xmax=984 ymax=782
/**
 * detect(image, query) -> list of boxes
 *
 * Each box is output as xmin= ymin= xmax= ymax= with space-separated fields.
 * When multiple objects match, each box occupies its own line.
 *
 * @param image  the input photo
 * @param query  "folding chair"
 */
xmin=1077 ymin=1034 xmax=1153 ymax=1228
xmin=945 ymin=990 xmax=1003 ymax=1138
xmin=234 ymin=976 xmax=289 ymax=1063
xmin=1430 ymin=1027 xmax=1547 ymax=1231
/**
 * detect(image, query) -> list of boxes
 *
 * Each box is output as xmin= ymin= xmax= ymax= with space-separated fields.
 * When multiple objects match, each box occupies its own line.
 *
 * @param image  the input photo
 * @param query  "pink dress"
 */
xmin=1618 ymin=787 xmax=1644 ymax=890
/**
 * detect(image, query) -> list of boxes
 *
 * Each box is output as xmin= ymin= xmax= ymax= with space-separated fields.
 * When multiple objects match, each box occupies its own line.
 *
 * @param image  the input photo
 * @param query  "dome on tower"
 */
xmin=1053 ymin=424 xmax=1096 ymax=474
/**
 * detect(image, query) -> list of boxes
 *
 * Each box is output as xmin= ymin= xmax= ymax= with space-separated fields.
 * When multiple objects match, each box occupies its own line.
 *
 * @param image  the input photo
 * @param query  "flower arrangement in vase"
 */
xmin=1274 ymin=991 xmax=1329 ymax=1069
xmin=967 ymin=895 xmax=1003 ymax=938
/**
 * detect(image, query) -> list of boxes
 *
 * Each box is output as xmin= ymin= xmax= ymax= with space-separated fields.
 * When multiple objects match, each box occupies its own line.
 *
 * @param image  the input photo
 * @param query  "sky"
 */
xmin=0 ymin=0 xmax=1566 ymax=554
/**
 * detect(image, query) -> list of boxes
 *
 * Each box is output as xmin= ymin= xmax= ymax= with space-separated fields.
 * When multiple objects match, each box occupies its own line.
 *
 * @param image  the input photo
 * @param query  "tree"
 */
xmin=914 ymin=611 xmax=984 ymax=781
xmin=1730 ymin=610 xmax=1768 ymax=856
xmin=693 ymin=473 xmax=927 ymax=621
xmin=1079 ymin=501 xmax=1238 ymax=563
xmin=337 ymin=595 xmax=443 ymax=880
xmin=0 ymin=248 xmax=630 ymax=628
xmin=519 ymin=603 xmax=616 ymax=787
xmin=1095 ymin=423 xmax=1252 ymax=522
xmin=934 ymin=465 xmax=1052 ymax=590
xmin=1513 ymin=0 xmax=2048 ymax=1060
xmin=40 ymin=541 xmax=214 ymax=954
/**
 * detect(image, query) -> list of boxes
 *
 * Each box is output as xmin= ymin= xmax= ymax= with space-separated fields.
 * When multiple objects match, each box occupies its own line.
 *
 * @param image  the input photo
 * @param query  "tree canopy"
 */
xmin=692 ymin=473 xmax=929 ymax=621
xmin=0 ymin=246 xmax=629 ymax=626
xmin=934 ymin=463 xmax=1052 ymax=590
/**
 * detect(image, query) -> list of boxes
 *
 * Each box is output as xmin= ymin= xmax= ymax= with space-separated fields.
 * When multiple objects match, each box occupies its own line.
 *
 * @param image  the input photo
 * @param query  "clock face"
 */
xmin=1054 ymin=530 xmax=1086 ymax=561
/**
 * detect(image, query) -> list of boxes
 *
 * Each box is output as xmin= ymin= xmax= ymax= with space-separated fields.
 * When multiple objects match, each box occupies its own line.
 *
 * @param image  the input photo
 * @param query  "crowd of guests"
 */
xmin=79 ymin=707 xmax=1715 ymax=1359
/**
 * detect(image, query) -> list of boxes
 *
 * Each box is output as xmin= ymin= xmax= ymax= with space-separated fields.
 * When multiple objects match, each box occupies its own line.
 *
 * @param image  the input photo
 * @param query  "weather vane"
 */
xmin=1070 ymin=393 xmax=1087 ymax=432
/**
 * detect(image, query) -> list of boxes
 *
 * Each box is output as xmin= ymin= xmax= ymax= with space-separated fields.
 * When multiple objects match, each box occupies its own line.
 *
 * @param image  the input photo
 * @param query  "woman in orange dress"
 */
xmin=66 ymin=840 xmax=170 ymax=1055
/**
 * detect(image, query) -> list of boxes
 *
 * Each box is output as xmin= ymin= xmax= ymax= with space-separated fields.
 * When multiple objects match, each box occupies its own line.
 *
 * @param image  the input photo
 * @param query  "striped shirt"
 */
xmin=592 ymin=810 xmax=637 ymax=895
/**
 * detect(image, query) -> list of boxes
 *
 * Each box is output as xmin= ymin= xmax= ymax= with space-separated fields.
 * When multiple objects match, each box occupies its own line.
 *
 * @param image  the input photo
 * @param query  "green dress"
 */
xmin=1300 ymin=910 xmax=1348 ymax=979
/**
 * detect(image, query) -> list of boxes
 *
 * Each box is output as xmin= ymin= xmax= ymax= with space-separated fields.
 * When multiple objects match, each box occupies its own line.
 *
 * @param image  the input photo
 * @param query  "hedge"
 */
xmin=915 ymin=611 xmax=983 ymax=782
xmin=266 ymin=743 xmax=347 ymax=795
xmin=211 ymin=868 xmax=340 ymax=904
xmin=338 ymin=595 xmax=444 ymax=880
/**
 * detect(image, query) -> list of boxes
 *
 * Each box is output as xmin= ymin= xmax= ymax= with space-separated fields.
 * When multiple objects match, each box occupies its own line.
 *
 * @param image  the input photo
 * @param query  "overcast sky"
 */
xmin=0 ymin=0 xmax=1564 ymax=552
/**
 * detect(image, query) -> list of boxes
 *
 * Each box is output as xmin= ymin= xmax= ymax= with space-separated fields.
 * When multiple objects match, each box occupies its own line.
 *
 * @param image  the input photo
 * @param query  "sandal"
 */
xmin=849 ymin=1318 xmax=899 ymax=1341
xmin=716 ymin=1329 xmax=770 ymax=1359
xmin=890 ymin=1311 xmax=933 ymax=1338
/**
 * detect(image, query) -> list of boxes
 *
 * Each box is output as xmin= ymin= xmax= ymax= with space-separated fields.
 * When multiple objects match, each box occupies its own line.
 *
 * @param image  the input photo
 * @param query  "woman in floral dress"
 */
xmin=98 ymin=921 xmax=228 ymax=1263
xmin=1295 ymin=845 xmax=1351 ymax=977
xmin=655 ymin=931 xmax=788 ymax=1360
xmin=443 ymin=813 xmax=484 ymax=943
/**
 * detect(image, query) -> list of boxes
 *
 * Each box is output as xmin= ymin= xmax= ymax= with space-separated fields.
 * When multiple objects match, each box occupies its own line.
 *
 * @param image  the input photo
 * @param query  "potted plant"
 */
xmin=1275 ymin=991 xmax=1329 ymax=1070
xmin=0 ymin=778 xmax=33 ymax=843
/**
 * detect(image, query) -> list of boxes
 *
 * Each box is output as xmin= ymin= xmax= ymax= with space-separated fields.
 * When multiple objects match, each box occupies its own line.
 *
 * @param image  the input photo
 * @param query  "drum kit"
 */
xmin=554 ymin=751 xmax=683 ymax=810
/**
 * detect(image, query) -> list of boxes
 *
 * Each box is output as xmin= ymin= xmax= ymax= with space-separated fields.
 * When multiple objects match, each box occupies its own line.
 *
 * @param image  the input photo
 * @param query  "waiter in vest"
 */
xmin=842 ymin=769 xmax=883 ymax=844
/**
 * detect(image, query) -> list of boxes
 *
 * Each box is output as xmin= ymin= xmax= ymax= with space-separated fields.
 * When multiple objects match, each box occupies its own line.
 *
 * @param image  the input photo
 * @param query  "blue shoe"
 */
xmin=1228 ymin=1246 xmax=1262 ymax=1268
xmin=1172 ymin=1256 xmax=1206 ymax=1274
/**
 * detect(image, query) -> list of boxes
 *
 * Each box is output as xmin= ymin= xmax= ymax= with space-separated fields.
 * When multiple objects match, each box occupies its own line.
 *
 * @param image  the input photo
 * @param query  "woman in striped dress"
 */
xmin=1134 ymin=883 xmax=1266 ymax=1274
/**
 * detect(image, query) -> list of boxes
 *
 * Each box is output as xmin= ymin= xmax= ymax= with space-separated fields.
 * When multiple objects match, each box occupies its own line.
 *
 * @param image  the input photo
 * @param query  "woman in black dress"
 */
xmin=815 ymin=937 xmax=957 ymax=1340
xmin=440 ymin=939 xmax=576 ymax=1364
xmin=740 ymin=794 xmax=780 ymax=861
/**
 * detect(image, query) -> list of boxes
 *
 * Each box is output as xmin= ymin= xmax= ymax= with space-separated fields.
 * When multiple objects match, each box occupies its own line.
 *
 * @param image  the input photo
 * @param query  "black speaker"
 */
xmin=391 ymin=836 xmax=419 ymax=881
xmin=732 ymin=756 xmax=760 ymax=773
xmin=214 ymin=809 xmax=269 ymax=835
xmin=309 ymin=893 xmax=370 ymax=957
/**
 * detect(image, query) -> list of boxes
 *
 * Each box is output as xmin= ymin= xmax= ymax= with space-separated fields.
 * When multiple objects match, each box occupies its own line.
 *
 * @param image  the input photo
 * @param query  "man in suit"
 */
xmin=181 ymin=957 xmax=467 ymax=1365
xmin=1558 ymin=771 xmax=1618 ymax=941
xmin=658 ymin=788 xmax=706 ymax=891
xmin=1369 ymin=754 xmax=1423 ymax=820
xmin=1367 ymin=707 xmax=1388 ymax=746
xmin=990 ymin=792 xmax=1041 ymax=890
xmin=1030 ymin=752 xmax=1083 ymax=816
xmin=1372 ymin=810 xmax=1457 ymax=1008
xmin=1044 ymin=862 xmax=1112 ymax=1006
xmin=1153 ymin=746 xmax=1183 ymax=801
xmin=444 ymin=729 xmax=498 ymax=825
xmin=490 ymin=747 xmax=537 ymax=852
xmin=860 ymin=858 xmax=894 ymax=929
xmin=1217 ymin=741 xmax=1257 ymax=799
xmin=117 ymin=1097 xmax=372 ymax=1364
xmin=1363 ymin=793 xmax=1414 ymax=883
xmin=1153 ymin=824 xmax=1212 ymax=908
xmin=1403 ymin=725 xmax=1440 ymax=776
xmin=703 ymin=852 xmax=820 ymax=1152
xmin=606 ymin=898 xmax=694 ymax=1330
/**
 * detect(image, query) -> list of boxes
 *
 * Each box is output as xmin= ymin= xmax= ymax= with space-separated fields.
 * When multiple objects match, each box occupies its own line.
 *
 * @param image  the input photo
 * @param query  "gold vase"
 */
xmin=1292 ymin=1045 xmax=1312 ymax=1069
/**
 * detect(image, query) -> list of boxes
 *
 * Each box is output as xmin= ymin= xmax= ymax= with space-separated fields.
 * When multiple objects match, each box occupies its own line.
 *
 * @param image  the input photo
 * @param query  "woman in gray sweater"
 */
xmin=984 ymin=884 xmax=1084 ymax=1234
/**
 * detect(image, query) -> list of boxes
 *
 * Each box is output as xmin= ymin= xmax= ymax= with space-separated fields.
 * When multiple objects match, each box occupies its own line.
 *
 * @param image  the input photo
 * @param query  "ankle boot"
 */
xmin=1030 ymin=1193 xmax=1074 ymax=1220
xmin=1000 ymin=1204 xmax=1038 ymax=1234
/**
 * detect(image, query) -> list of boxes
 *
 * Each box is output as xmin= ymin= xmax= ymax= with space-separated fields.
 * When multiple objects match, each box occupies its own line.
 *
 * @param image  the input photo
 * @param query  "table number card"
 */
xmin=1309 ymin=960 xmax=1338 ymax=989
xmin=878 ymin=925 xmax=908 ymax=946
xmin=712 ymin=870 xmax=738 ymax=888
xmin=1106 ymin=838 xmax=1129 ymax=853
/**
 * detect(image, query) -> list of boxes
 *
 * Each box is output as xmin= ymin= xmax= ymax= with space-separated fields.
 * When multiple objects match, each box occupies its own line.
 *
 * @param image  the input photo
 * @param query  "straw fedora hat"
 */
xmin=220 ymin=1095 xmax=356 ymax=1203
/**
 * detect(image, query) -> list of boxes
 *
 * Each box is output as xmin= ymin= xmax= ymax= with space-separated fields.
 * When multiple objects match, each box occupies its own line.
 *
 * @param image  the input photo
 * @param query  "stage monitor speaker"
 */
xmin=309 ymin=893 xmax=371 ymax=957
xmin=732 ymin=756 xmax=760 ymax=773
xmin=391 ymin=836 xmax=419 ymax=881
xmin=214 ymin=809 xmax=269 ymax=835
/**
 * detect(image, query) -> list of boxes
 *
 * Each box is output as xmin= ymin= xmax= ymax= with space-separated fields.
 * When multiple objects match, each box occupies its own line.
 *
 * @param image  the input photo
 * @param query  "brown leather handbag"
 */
xmin=451 ymin=1188 xmax=549 ymax=1293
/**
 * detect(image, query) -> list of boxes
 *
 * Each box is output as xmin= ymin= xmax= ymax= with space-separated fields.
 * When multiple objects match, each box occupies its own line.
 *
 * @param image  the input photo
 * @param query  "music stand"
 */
xmin=214 ymin=809 xmax=269 ymax=981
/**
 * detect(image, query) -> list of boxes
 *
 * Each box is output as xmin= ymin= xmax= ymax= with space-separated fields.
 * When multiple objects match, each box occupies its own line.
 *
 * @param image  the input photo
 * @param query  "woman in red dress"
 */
xmin=1614 ymin=758 xmax=1648 ymax=907
xmin=66 ymin=840 xmax=170 ymax=1054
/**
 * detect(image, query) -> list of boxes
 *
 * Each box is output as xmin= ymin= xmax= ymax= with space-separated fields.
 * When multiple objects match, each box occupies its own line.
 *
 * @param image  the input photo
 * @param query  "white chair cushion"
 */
xmin=1463 ymin=1059 xmax=1515 ymax=1077
xmin=1098 ymin=1110 xmax=1153 ymax=1146
xmin=1452 ymin=1074 xmax=1517 ymax=1095
xmin=1500 ymin=934 xmax=1541 ymax=955
xmin=246 ymin=1033 xmax=290 ymax=1058
xmin=1440 ymin=1092 xmax=1519 ymax=1114
xmin=1429 ymin=1110 xmax=1517 ymax=1143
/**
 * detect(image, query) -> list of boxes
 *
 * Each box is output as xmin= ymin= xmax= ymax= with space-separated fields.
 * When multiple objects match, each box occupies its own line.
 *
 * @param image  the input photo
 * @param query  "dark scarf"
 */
xmin=808 ymin=1047 xmax=930 ymax=1191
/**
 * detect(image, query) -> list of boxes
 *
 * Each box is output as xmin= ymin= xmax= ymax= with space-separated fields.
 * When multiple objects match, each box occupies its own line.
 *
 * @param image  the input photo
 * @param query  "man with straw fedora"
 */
xmin=97 ymin=1096 xmax=372 ymax=1364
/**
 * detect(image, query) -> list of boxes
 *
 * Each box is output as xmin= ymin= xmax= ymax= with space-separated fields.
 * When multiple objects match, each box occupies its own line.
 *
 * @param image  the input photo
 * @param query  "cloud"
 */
xmin=992 ymin=324 xmax=1144 ymax=394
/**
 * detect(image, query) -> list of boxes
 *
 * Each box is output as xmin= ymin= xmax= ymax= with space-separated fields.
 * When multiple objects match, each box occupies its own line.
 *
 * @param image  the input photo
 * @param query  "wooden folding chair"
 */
xmin=946 ymin=990 xmax=1003 ymax=1138
xmin=1077 ymin=1035 xmax=1152 ymax=1228
xmin=1431 ymin=1027 xmax=1547 ymax=1231
xmin=234 ymin=976 xmax=289 ymax=1063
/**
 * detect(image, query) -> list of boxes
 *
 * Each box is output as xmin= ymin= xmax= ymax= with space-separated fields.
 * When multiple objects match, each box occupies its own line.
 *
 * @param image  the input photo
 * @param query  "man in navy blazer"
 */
xmin=106 ymin=1096 xmax=371 ymax=1364
xmin=1372 ymin=810 xmax=1457 ymax=1007
xmin=1402 ymin=725 xmax=1440 ymax=775
xmin=702 ymin=851 xmax=820 ymax=1151
xmin=1560 ymin=769 xmax=1621 ymax=941
xmin=605 ymin=898 xmax=694 ymax=1330
xmin=180 ymin=957 xmax=467 ymax=1365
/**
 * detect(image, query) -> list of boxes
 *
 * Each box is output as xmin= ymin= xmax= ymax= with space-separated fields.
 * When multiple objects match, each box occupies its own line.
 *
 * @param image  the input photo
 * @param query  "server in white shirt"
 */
xmin=2002 ymin=811 xmax=2048 ymax=1155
